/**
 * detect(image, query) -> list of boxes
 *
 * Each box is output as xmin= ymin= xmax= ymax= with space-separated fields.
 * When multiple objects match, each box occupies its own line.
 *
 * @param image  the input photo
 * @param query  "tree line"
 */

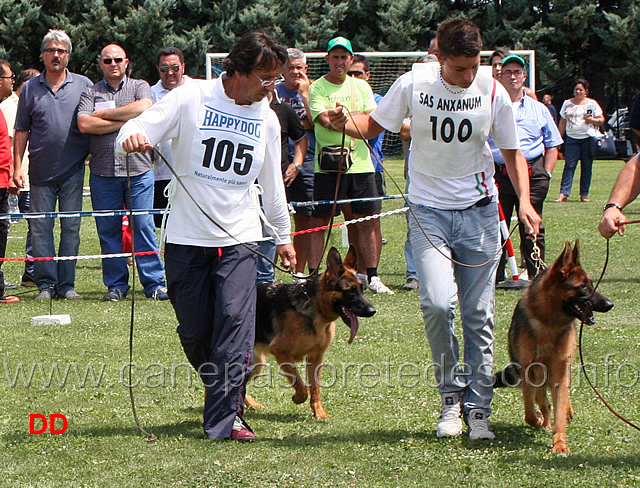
xmin=0 ymin=0 xmax=637 ymax=114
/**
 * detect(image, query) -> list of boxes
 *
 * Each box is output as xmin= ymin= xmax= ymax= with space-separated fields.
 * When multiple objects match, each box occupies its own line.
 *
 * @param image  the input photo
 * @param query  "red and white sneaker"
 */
xmin=230 ymin=415 xmax=256 ymax=442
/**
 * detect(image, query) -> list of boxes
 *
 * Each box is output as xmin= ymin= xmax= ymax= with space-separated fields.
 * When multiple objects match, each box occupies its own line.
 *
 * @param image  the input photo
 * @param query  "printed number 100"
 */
xmin=430 ymin=116 xmax=472 ymax=143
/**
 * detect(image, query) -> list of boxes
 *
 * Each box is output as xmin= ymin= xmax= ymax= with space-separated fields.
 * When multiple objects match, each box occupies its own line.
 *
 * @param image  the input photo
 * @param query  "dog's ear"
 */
xmin=343 ymin=244 xmax=358 ymax=270
xmin=571 ymin=239 xmax=581 ymax=266
xmin=326 ymin=246 xmax=343 ymax=278
xmin=550 ymin=241 xmax=573 ymax=278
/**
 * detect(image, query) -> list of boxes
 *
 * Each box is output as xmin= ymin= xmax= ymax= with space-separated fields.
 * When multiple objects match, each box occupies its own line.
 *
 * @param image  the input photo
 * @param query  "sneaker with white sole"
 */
xmin=436 ymin=392 xmax=463 ymax=438
xmin=467 ymin=408 xmax=495 ymax=440
xmin=292 ymin=272 xmax=307 ymax=284
xmin=231 ymin=415 xmax=256 ymax=442
xmin=367 ymin=276 xmax=395 ymax=295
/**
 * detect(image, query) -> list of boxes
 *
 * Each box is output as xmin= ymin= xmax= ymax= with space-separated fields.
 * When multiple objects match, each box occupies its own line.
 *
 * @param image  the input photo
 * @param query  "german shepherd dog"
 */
xmin=245 ymin=245 xmax=376 ymax=419
xmin=494 ymin=240 xmax=613 ymax=452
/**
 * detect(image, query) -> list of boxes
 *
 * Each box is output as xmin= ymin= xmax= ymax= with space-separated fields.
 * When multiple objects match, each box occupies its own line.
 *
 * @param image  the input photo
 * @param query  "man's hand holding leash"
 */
xmin=276 ymin=244 xmax=297 ymax=271
xmin=122 ymin=133 xmax=153 ymax=154
xmin=600 ymin=206 xmax=626 ymax=238
xmin=599 ymin=155 xmax=640 ymax=239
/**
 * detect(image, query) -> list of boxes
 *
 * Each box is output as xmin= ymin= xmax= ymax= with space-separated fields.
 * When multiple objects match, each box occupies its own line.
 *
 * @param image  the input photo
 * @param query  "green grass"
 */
xmin=1 ymin=159 xmax=640 ymax=487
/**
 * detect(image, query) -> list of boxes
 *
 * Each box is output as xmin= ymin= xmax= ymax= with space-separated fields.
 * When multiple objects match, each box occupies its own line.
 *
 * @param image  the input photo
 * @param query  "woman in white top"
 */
xmin=555 ymin=78 xmax=604 ymax=202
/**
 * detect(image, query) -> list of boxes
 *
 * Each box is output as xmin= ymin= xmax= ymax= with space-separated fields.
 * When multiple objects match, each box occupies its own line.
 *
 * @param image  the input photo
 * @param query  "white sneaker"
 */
xmin=292 ymin=272 xmax=307 ymax=284
xmin=467 ymin=408 xmax=495 ymax=440
xmin=436 ymin=393 xmax=463 ymax=438
xmin=367 ymin=276 xmax=395 ymax=295
xmin=356 ymin=273 xmax=368 ymax=288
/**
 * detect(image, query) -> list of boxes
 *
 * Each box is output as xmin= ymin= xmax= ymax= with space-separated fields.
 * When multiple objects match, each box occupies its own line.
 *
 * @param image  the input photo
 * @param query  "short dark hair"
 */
xmin=352 ymin=54 xmax=370 ymax=72
xmin=16 ymin=68 xmax=40 ymax=88
xmin=437 ymin=18 xmax=483 ymax=59
xmin=222 ymin=31 xmax=287 ymax=77
xmin=157 ymin=47 xmax=184 ymax=65
xmin=490 ymin=49 xmax=509 ymax=63
xmin=0 ymin=59 xmax=11 ymax=77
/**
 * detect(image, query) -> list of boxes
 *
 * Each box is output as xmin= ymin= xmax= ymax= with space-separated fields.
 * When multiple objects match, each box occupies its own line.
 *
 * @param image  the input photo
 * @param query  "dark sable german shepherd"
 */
xmin=494 ymin=240 xmax=613 ymax=452
xmin=245 ymin=245 xmax=376 ymax=419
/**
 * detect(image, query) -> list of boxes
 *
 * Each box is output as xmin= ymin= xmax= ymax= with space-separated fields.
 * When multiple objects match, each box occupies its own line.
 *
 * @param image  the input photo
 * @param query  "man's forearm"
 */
xmin=78 ymin=114 xmax=125 ymax=135
xmin=92 ymin=99 xmax=152 ymax=122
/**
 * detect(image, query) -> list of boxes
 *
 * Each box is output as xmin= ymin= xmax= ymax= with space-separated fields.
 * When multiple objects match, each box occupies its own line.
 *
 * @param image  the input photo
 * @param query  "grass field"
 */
xmin=1 ymin=158 xmax=639 ymax=487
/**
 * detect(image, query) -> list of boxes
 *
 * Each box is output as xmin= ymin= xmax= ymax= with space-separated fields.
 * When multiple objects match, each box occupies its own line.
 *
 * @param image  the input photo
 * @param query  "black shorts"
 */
xmin=312 ymin=172 xmax=381 ymax=217
xmin=286 ymin=169 xmax=314 ymax=216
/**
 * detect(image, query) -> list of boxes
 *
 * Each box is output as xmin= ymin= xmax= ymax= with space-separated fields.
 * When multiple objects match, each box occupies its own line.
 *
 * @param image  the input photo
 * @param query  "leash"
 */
xmin=529 ymin=235 xmax=546 ymax=278
xmin=343 ymin=107 xmax=520 ymax=268
xmin=151 ymin=148 xmax=296 ymax=277
xmin=125 ymin=154 xmax=157 ymax=442
xmin=579 ymin=236 xmax=640 ymax=431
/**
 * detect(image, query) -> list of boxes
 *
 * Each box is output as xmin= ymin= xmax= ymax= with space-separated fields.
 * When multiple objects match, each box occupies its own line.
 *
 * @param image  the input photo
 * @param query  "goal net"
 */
xmin=206 ymin=50 xmax=536 ymax=156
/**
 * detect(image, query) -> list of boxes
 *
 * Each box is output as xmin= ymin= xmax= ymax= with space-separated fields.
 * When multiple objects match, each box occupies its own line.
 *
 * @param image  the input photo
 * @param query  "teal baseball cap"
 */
xmin=501 ymin=54 xmax=526 ymax=68
xmin=327 ymin=36 xmax=353 ymax=54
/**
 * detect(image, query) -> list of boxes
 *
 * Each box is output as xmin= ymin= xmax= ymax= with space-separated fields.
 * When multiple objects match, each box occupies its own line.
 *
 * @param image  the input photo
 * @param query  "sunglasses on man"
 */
xmin=102 ymin=58 xmax=124 ymax=65
xmin=160 ymin=65 xmax=181 ymax=73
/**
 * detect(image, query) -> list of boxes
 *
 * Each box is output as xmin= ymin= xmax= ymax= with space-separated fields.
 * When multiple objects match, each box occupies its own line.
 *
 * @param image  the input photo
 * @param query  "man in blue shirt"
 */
xmin=13 ymin=30 xmax=92 ymax=301
xmin=492 ymin=55 xmax=563 ymax=282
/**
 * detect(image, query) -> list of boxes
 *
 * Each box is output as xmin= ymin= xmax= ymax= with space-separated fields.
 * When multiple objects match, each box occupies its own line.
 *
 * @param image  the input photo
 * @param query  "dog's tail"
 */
xmin=493 ymin=364 xmax=522 ymax=388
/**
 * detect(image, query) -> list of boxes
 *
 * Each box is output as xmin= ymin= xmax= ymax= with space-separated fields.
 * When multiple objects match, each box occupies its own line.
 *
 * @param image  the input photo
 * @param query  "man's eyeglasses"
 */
xmin=253 ymin=72 xmax=284 ymax=87
xmin=102 ymin=58 xmax=124 ymax=65
xmin=502 ymin=69 xmax=524 ymax=78
xmin=160 ymin=65 xmax=181 ymax=73
xmin=347 ymin=70 xmax=364 ymax=77
xmin=43 ymin=48 xmax=68 ymax=55
xmin=0 ymin=73 xmax=16 ymax=81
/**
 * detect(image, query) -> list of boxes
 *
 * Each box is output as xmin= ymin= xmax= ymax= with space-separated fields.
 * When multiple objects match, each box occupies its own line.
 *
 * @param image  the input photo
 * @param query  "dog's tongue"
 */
xmin=345 ymin=308 xmax=359 ymax=344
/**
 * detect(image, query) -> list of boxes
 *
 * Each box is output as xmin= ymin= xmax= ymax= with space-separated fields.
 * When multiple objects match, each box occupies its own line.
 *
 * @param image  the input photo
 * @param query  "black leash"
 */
xmin=122 ymin=139 xmax=346 ymax=439
xmin=343 ymin=107 xmax=519 ymax=267
xmin=125 ymin=154 xmax=157 ymax=442
xmin=151 ymin=141 xmax=344 ymax=281
xmin=579 ymin=237 xmax=640 ymax=431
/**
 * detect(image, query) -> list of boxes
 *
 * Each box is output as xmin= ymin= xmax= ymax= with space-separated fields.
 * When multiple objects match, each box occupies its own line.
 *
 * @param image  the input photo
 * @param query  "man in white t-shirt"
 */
xmin=116 ymin=31 xmax=295 ymax=443
xmin=329 ymin=18 xmax=540 ymax=441
xmin=150 ymin=46 xmax=193 ymax=228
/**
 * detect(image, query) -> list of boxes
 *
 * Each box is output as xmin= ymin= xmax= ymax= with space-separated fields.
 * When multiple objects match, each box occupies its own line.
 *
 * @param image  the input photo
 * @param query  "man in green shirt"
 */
xmin=307 ymin=36 xmax=393 ymax=294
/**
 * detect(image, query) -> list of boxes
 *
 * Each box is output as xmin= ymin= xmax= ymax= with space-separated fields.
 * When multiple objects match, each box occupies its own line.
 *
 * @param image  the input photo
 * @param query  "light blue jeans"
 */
xmin=409 ymin=201 xmax=500 ymax=415
xmin=90 ymin=171 xmax=165 ymax=296
xmin=30 ymin=166 xmax=85 ymax=296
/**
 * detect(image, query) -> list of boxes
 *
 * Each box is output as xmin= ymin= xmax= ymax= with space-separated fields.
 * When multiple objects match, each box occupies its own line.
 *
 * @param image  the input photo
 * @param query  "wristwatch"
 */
xmin=294 ymin=162 xmax=303 ymax=171
xmin=603 ymin=202 xmax=622 ymax=212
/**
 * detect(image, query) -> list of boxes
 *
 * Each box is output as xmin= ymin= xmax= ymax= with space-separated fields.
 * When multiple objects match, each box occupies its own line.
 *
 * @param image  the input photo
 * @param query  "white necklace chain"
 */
xmin=439 ymin=67 xmax=466 ymax=95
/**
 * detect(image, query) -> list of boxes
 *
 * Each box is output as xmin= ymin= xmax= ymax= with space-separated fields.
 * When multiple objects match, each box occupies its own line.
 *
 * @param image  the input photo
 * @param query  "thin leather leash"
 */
xmin=579 ymin=236 xmax=640 ymax=431
xmin=151 ymin=145 xmax=343 ymax=280
xmin=125 ymin=154 xmax=157 ymax=442
xmin=343 ymin=106 xmax=519 ymax=268
xmin=123 ymin=137 xmax=347 ymax=439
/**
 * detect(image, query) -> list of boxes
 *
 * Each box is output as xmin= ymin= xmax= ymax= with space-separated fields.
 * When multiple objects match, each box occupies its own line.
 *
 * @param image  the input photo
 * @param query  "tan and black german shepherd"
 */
xmin=245 ymin=245 xmax=376 ymax=419
xmin=494 ymin=240 xmax=613 ymax=452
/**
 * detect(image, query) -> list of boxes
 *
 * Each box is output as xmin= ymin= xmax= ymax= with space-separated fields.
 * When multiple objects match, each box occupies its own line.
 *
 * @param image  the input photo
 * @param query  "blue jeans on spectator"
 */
xmin=30 ymin=166 xmax=84 ymax=296
xmin=256 ymin=238 xmax=276 ymax=284
xmin=18 ymin=190 xmax=34 ymax=279
xmin=90 ymin=170 xmax=165 ymax=296
xmin=409 ymin=201 xmax=500 ymax=415
xmin=560 ymin=136 xmax=593 ymax=197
